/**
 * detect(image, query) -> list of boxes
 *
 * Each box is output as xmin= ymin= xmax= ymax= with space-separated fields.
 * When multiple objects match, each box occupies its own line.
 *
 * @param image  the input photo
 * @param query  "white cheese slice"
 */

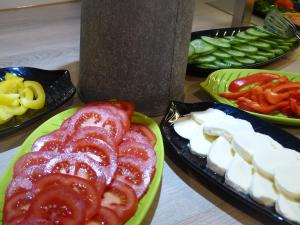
xmin=189 ymin=124 xmax=213 ymax=156
xmin=173 ymin=115 xmax=200 ymax=140
xmin=207 ymin=136 xmax=234 ymax=176
xmin=253 ymin=147 xmax=300 ymax=180
xmin=225 ymin=154 xmax=253 ymax=194
xmin=191 ymin=108 xmax=227 ymax=125
xmin=274 ymin=163 xmax=300 ymax=200
xmin=249 ymin=171 xmax=278 ymax=206
xmin=232 ymin=132 xmax=283 ymax=163
xmin=275 ymin=194 xmax=300 ymax=224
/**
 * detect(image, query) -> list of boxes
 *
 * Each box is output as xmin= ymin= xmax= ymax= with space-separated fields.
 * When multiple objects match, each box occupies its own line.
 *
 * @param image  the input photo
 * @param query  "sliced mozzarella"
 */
xmin=173 ymin=115 xmax=199 ymax=140
xmin=203 ymin=116 xmax=253 ymax=142
xmin=191 ymin=108 xmax=227 ymax=125
xmin=189 ymin=124 xmax=213 ymax=156
xmin=207 ymin=136 xmax=234 ymax=176
xmin=253 ymin=148 xmax=300 ymax=180
xmin=275 ymin=194 xmax=300 ymax=224
xmin=225 ymin=154 xmax=253 ymax=194
xmin=232 ymin=132 xmax=282 ymax=163
xmin=249 ymin=171 xmax=278 ymax=206
xmin=274 ymin=163 xmax=300 ymax=200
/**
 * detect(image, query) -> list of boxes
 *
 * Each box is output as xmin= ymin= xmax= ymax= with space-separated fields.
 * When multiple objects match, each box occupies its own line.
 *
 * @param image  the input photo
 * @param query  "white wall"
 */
xmin=0 ymin=0 xmax=69 ymax=10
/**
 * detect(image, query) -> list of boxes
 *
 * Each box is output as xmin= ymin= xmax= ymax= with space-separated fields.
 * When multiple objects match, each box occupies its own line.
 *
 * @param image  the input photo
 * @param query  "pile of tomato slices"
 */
xmin=219 ymin=73 xmax=300 ymax=117
xmin=3 ymin=100 xmax=157 ymax=225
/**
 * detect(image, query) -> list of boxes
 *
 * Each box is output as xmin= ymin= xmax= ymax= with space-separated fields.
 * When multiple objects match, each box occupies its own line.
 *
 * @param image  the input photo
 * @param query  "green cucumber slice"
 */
xmin=268 ymin=48 xmax=284 ymax=55
xmin=188 ymin=45 xmax=195 ymax=58
xmin=214 ymin=60 xmax=230 ymax=68
xmin=190 ymin=39 xmax=215 ymax=56
xmin=231 ymin=37 xmax=248 ymax=45
xmin=194 ymin=55 xmax=216 ymax=63
xmin=249 ymin=42 xmax=271 ymax=50
xmin=223 ymin=49 xmax=246 ymax=57
xmin=248 ymin=54 xmax=268 ymax=62
xmin=233 ymin=45 xmax=258 ymax=53
xmin=260 ymin=39 xmax=278 ymax=46
xmin=257 ymin=26 xmax=278 ymax=37
xmin=201 ymin=36 xmax=231 ymax=48
xmin=222 ymin=58 xmax=243 ymax=67
xmin=277 ymin=45 xmax=290 ymax=51
xmin=245 ymin=27 xmax=270 ymax=37
xmin=234 ymin=57 xmax=256 ymax=65
xmin=278 ymin=42 xmax=293 ymax=47
xmin=257 ymin=51 xmax=275 ymax=58
xmin=236 ymin=31 xmax=258 ymax=40
xmin=212 ymin=50 xmax=231 ymax=59
xmin=196 ymin=63 xmax=219 ymax=69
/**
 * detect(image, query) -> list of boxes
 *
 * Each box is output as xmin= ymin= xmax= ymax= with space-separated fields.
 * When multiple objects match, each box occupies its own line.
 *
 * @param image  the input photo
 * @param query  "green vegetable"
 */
xmin=201 ymin=36 xmax=231 ymax=48
xmin=190 ymin=39 xmax=215 ymax=56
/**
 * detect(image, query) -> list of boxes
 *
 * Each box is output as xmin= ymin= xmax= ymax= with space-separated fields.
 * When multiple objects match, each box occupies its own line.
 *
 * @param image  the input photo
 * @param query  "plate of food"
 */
xmin=0 ymin=100 xmax=164 ymax=225
xmin=0 ymin=67 xmax=76 ymax=137
xmin=200 ymin=68 xmax=300 ymax=125
xmin=187 ymin=26 xmax=299 ymax=76
xmin=160 ymin=101 xmax=300 ymax=225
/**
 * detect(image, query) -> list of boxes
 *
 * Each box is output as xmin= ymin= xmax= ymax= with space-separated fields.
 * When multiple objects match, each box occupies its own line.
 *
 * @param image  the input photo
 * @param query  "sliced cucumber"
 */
xmin=277 ymin=45 xmax=290 ymax=51
xmin=248 ymin=54 xmax=268 ymax=62
xmin=231 ymin=37 xmax=248 ymax=45
xmin=249 ymin=42 xmax=271 ymax=50
xmin=268 ymin=48 xmax=284 ymax=55
xmin=233 ymin=45 xmax=258 ymax=53
xmin=257 ymin=51 xmax=275 ymax=58
xmin=236 ymin=31 xmax=258 ymax=41
xmin=257 ymin=26 xmax=278 ymax=37
xmin=201 ymin=36 xmax=231 ymax=48
xmin=190 ymin=39 xmax=215 ymax=56
xmin=260 ymin=39 xmax=278 ymax=46
xmin=188 ymin=45 xmax=195 ymax=58
xmin=222 ymin=58 xmax=243 ymax=67
xmin=278 ymin=42 xmax=293 ymax=47
xmin=214 ymin=60 xmax=230 ymax=68
xmin=196 ymin=63 xmax=219 ymax=69
xmin=212 ymin=50 xmax=232 ymax=59
xmin=234 ymin=57 xmax=256 ymax=65
xmin=245 ymin=27 xmax=270 ymax=37
xmin=194 ymin=55 xmax=216 ymax=64
xmin=223 ymin=49 xmax=246 ymax=57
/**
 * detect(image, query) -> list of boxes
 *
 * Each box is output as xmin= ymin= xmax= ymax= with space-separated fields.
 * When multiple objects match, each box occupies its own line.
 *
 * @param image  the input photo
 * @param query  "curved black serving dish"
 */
xmin=0 ymin=67 xmax=76 ymax=136
xmin=160 ymin=101 xmax=300 ymax=225
xmin=186 ymin=26 xmax=300 ymax=77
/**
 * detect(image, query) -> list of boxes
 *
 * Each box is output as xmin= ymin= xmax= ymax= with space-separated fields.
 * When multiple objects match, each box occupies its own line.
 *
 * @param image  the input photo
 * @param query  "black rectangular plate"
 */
xmin=160 ymin=101 xmax=300 ymax=225
xmin=187 ymin=26 xmax=300 ymax=77
xmin=0 ymin=67 xmax=76 ymax=137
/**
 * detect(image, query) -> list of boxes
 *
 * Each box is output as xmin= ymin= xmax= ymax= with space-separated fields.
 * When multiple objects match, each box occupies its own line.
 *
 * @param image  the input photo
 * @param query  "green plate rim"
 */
xmin=0 ymin=107 xmax=164 ymax=225
xmin=200 ymin=68 xmax=300 ymax=126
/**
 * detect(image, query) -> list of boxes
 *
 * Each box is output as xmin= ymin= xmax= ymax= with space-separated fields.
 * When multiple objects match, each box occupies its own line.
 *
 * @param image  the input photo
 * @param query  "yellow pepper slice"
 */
xmin=0 ymin=74 xmax=24 ymax=94
xmin=0 ymin=94 xmax=20 ymax=106
xmin=0 ymin=105 xmax=28 ymax=116
xmin=0 ymin=109 xmax=13 ymax=124
xmin=20 ymin=81 xmax=45 ymax=109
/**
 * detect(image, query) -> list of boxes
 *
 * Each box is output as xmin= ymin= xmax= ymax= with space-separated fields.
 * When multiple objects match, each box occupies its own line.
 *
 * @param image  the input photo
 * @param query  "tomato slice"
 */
xmin=130 ymin=123 xmax=157 ymax=146
xmin=34 ymin=173 xmax=101 ymax=220
xmin=67 ymin=106 xmax=126 ymax=144
xmin=121 ymin=130 xmax=150 ymax=145
xmin=65 ymin=138 xmax=117 ymax=185
xmin=13 ymin=151 xmax=58 ymax=177
xmin=115 ymin=156 xmax=151 ymax=199
xmin=118 ymin=141 xmax=157 ymax=173
xmin=31 ymin=129 xmax=68 ymax=152
xmin=28 ymin=187 xmax=87 ymax=225
xmin=87 ymin=207 xmax=122 ymax=225
xmin=44 ymin=153 xmax=106 ymax=191
xmin=19 ymin=217 xmax=52 ymax=225
xmin=101 ymin=180 xmax=138 ymax=223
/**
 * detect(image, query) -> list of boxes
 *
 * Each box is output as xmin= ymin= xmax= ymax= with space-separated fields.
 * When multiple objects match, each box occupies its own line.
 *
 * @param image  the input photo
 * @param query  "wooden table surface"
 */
xmin=1 ymin=1 xmax=300 ymax=224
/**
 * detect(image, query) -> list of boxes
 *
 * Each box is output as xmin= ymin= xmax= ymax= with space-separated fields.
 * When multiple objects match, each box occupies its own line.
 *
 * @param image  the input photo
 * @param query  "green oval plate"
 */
xmin=0 ymin=108 xmax=164 ymax=225
xmin=200 ymin=68 xmax=300 ymax=126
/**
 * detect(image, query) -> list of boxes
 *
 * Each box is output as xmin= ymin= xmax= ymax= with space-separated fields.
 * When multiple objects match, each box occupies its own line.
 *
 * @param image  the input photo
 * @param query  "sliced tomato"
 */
xmin=70 ymin=126 xmax=116 ymax=147
xmin=115 ymin=156 xmax=151 ymax=199
xmin=13 ymin=151 xmax=58 ymax=177
xmin=64 ymin=138 xmax=117 ymax=185
xmin=31 ymin=129 xmax=68 ymax=152
xmin=130 ymin=123 xmax=157 ymax=146
xmin=121 ymin=130 xmax=150 ymax=145
xmin=44 ymin=153 xmax=106 ymax=190
xmin=67 ymin=106 xmax=126 ymax=144
xmin=28 ymin=187 xmax=87 ymax=225
xmin=87 ymin=207 xmax=122 ymax=225
xmin=101 ymin=180 xmax=138 ymax=223
xmin=118 ymin=141 xmax=156 ymax=172
xmin=34 ymin=173 xmax=101 ymax=220
xmin=18 ymin=217 xmax=52 ymax=225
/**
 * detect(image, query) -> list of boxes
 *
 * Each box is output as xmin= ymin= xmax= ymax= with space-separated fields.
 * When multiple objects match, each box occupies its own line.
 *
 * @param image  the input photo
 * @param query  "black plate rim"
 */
xmin=160 ymin=100 xmax=299 ymax=225
xmin=187 ymin=26 xmax=300 ymax=76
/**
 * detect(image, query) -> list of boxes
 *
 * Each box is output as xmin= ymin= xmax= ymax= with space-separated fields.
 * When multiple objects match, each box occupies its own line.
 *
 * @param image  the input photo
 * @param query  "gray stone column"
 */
xmin=79 ymin=0 xmax=195 ymax=116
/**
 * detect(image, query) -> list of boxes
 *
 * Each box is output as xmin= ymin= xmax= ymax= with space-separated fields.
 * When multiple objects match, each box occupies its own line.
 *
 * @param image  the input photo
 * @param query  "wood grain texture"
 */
xmin=0 ymin=1 xmax=300 ymax=225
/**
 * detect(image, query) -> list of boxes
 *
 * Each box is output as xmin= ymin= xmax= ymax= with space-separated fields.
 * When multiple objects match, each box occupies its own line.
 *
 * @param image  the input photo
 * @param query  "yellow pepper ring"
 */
xmin=0 ymin=94 xmax=20 ymax=106
xmin=0 ymin=105 xmax=28 ymax=116
xmin=20 ymin=81 xmax=45 ymax=109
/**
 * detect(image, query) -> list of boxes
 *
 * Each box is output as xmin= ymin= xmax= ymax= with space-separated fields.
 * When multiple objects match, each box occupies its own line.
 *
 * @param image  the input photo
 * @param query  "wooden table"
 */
xmin=1 ymin=1 xmax=300 ymax=224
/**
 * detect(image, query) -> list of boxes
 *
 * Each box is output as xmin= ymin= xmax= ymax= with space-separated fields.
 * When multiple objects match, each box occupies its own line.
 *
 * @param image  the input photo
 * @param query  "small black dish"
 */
xmin=0 ymin=67 xmax=76 ymax=137
xmin=160 ymin=101 xmax=300 ymax=225
xmin=186 ymin=26 xmax=300 ymax=77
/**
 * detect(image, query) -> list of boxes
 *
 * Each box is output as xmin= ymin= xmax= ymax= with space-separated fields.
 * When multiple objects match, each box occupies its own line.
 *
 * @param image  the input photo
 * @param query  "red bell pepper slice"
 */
xmin=219 ymin=89 xmax=250 ymax=99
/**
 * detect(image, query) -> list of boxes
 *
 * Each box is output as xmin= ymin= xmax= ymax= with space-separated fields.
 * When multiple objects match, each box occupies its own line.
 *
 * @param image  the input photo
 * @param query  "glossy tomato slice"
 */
xmin=115 ymin=156 xmax=151 ymax=199
xmin=13 ymin=151 xmax=58 ymax=177
xmin=31 ymin=129 xmax=68 ymax=152
xmin=130 ymin=123 xmax=157 ymax=146
xmin=121 ymin=130 xmax=150 ymax=145
xmin=65 ymin=138 xmax=117 ymax=185
xmin=87 ymin=207 xmax=122 ymax=225
xmin=67 ymin=106 xmax=126 ymax=144
xmin=118 ymin=141 xmax=157 ymax=172
xmin=101 ymin=180 xmax=138 ymax=223
xmin=19 ymin=217 xmax=52 ymax=225
xmin=28 ymin=187 xmax=87 ymax=225
xmin=34 ymin=173 xmax=101 ymax=220
xmin=44 ymin=153 xmax=106 ymax=191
